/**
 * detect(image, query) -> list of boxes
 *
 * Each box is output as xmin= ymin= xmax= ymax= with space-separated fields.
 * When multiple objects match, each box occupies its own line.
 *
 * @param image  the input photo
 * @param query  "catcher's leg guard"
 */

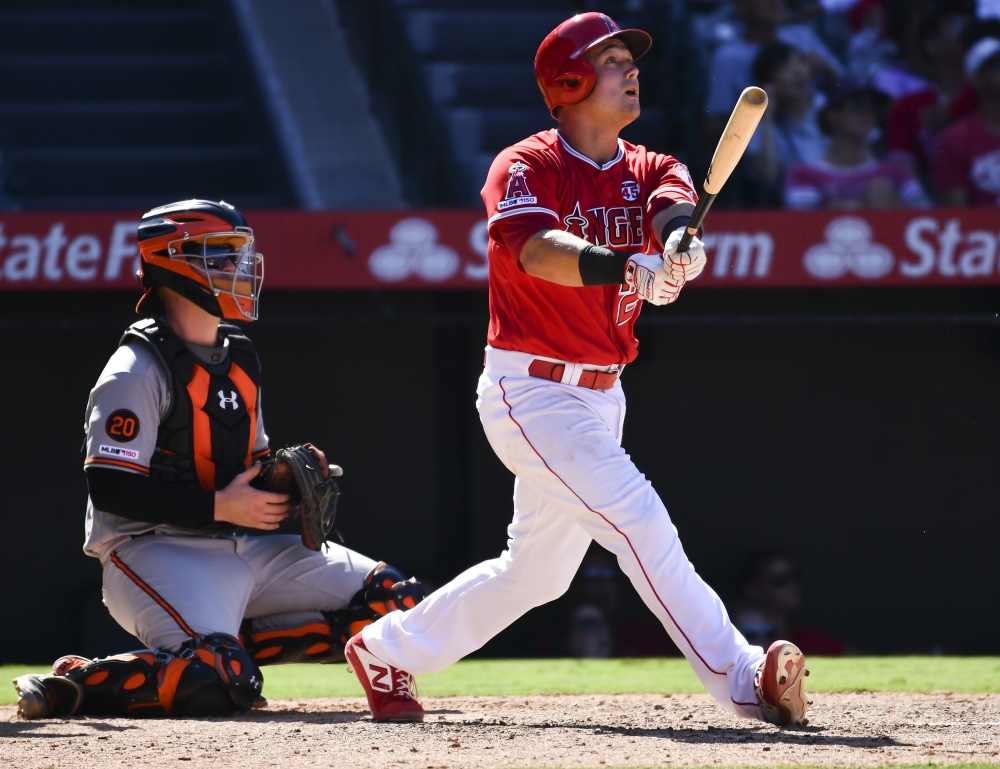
xmin=169 ymin=634 xmax=262 ymax=715
xmin=22 ymin=635 xmax=263 ymax=719
xmin=242 ymin=562 xmax=425 ymax=666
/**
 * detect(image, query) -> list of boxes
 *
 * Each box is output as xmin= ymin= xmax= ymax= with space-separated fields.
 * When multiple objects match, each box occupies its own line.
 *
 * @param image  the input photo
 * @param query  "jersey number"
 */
xmin=615 ymin=285 xmax=640 ymax=326
xmin=105 ymin=409 xmax=140 ymax=443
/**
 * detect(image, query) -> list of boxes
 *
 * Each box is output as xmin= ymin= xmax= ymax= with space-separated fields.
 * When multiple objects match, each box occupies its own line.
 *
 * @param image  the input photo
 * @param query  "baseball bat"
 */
xmin=676 ymin=86 xmax=769 ymax=253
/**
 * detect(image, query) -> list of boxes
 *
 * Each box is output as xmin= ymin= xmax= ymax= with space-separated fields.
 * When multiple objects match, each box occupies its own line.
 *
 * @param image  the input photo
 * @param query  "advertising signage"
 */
xmin=0 ymin=209 xmax=998 ymax=291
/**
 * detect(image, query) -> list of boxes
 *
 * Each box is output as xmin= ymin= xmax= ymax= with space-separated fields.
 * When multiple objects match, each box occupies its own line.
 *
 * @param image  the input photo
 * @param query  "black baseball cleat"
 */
xmin=13 ymin=675 xmax=83 ymax=719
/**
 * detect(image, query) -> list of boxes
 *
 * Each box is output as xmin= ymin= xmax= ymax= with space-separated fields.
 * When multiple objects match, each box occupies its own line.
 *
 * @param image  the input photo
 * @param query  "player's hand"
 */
xmin=625 ymin=253 xmax=683 ymax=306
xmin=663 ymin=227 xmax=708 ymax=284
xmin=302 ymin=442 xmax=342 ymax=480
xmin=214 ymin=463 xmax=294 ymax=530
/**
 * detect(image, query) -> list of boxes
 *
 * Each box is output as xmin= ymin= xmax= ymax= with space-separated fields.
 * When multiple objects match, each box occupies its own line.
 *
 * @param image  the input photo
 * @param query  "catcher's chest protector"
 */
xmin=121 ymin=318 xmax=262 ymax=491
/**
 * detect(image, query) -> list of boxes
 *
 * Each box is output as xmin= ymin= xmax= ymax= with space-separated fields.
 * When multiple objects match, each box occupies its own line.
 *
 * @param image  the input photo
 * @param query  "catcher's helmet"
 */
xmin=135 ymin=200 xmax=262 ymax=321
xmin=535 ymin=13 xmax=652 ymax=118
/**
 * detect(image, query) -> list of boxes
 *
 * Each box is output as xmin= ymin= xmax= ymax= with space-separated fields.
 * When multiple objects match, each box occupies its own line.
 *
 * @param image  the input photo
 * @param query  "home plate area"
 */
xmin=2 ymin=692 xmax=998 ymax=768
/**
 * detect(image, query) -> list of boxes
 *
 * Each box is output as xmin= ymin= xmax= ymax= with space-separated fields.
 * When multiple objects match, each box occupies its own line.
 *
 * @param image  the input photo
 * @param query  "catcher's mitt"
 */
xmin=253 ymin=445 xmax=340 ymax=550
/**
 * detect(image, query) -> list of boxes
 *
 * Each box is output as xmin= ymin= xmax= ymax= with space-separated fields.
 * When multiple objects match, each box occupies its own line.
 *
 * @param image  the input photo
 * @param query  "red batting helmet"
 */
xmin=535 ymin=13 xmax=652 ymax=118
xmin=135 ymin=199 xmax=263 ymax=321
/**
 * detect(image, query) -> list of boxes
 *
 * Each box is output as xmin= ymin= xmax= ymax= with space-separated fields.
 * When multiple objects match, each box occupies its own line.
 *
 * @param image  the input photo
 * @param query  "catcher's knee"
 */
xmin=59 ymin=634 xmax=262 ymax=717
xmin=242 ymin=561 xmax=425 ymax=666
xmin=169 ymin=634 xmax=262 ymax=715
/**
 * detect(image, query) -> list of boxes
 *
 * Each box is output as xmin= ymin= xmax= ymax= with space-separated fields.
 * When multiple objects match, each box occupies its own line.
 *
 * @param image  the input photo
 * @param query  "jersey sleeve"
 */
xmin=83 ymin=343 xmax=168 ymax=476
xmin=644 ymin=153 xmax=698 ymax=243
xmin=482 ymin=145 xmax=561 ymax=250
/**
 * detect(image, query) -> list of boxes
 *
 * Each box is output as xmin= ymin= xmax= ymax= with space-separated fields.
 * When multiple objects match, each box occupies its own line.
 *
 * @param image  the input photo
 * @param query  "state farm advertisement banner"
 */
xmin=0 ymin=209 xmax=998 ymax=291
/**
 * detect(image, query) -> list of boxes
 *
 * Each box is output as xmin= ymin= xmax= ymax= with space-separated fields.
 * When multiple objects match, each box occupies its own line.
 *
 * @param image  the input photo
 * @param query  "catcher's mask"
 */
xmin=135 ymin=199 xmax=263 ymax=321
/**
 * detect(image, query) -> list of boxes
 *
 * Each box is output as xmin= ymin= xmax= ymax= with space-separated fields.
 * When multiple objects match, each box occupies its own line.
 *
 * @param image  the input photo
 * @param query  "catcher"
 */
xmin=13 ymin=199 xmax=424 ymax=719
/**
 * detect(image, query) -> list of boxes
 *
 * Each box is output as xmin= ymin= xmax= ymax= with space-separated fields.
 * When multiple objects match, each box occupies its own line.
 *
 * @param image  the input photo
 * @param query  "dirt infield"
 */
xmin=2 ymin=692 xmax=998 ymax=768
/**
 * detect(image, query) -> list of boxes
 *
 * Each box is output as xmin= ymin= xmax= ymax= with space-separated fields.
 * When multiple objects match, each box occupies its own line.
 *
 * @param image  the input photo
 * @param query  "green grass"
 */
xmin=3 ymin=657 xmax=999 ymax=705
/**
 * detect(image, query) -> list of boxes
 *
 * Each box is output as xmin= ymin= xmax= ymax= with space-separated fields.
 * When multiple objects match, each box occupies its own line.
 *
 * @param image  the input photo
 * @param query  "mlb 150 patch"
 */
xmin=99 ymin=444 xmax=139 ymax=460
xmin=105 ymin=409 xmax=140 ymax=442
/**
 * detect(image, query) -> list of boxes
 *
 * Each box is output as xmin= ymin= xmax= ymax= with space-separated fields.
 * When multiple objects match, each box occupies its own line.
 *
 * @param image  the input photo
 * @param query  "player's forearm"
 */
xmin=519 ymin=229 xmax=590 ymax=286
xmin=650 ymin=203 xmax=696 ymax=249
xmin=86 ymin=466 xmax=216 ymax=528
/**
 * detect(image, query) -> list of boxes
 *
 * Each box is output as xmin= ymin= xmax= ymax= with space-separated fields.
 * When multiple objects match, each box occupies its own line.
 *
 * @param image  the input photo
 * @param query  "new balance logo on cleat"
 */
xmin=344 ymin=633 xmax=424 ymax=722
xmin=353 ymin=645 xmax=391 ymax=692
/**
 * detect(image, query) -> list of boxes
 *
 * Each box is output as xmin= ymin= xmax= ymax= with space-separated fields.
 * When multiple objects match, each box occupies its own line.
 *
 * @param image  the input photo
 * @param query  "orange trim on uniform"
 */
xmin=228 ymin=362 xmax=258 ymax=470
xmin=252 ymin=448 xmax=270 ymax=460
xmin=109 ymin=550 xmax=198 ymax=638
xmin=84 ymin=457 xmax=150 ymax=474
xmin=186 ymin=365 xmax=215 ymax=490
xmin=157 ymin=657 xmax=191 ymax=716
xmin=251 ymin=622 xmax=330 ymax=642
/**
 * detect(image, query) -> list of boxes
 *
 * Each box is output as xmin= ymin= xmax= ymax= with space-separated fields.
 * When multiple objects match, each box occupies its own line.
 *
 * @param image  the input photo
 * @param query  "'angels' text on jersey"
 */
xmin=481 ymin=129 xmax=697 ymax=366
xmin=563 ymin=202 xmax=644 ymax=248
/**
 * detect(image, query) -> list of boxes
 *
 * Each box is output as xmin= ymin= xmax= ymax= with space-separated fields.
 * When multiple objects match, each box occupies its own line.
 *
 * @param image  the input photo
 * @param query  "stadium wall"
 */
xmin=1 ymin=210 xmax=998 ymax=662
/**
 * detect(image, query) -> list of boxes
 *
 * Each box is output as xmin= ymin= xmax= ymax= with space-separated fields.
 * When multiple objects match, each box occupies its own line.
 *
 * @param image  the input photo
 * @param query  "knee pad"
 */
xmin=169 ymin=634 xmax=262 ymax=715
xmin=358 ymin=561 xmax=425 ymax=616
xmin=241 ymin=562 xmax=425 ymax=667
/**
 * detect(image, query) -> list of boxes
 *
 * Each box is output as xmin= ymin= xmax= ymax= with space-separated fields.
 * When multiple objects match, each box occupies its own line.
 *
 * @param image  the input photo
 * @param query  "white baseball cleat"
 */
xmin=754 ymin=640 xmax=810 ymax=725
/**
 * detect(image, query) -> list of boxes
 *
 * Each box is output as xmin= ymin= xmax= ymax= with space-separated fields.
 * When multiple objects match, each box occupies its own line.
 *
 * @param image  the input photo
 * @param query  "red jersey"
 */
xmin=885 ymin=86 xmax=978 ymax=176
xmin=481 ymin=129 xmax=697 ymax=366
xmin=933 ymin=113 xmax=1000 ymax=207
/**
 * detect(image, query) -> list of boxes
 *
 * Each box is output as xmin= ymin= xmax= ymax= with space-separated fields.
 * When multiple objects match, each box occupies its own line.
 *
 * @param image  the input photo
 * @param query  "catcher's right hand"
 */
xmin=214 ymin=464 xmax=293 ymax=530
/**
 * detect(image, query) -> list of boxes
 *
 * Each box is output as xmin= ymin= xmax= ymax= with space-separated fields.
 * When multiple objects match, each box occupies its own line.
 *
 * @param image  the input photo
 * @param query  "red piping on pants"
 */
xmin=499 ymin=376 xmax=726 ymax=678
xmin=110 ymin=550 xmax=198 ymax=638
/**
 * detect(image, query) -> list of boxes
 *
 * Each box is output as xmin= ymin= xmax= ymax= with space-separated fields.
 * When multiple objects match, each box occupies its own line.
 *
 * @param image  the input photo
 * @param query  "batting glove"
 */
xmin=663 ymin=227 xmax=708 ymax=284
xmin=625 ymin=253 xmax=683 ymax=306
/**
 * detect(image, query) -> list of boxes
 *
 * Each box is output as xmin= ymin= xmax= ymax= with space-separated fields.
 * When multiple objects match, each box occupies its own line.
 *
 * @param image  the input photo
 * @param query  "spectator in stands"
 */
xmin=747 ymin=43 xmax=829 ymax=193
xmin=731 ymin=548 xmax=845 ymax=656
xmin=561 ymin=548 xmax=676 ymax=658
xmin=704 ymin=0 xmax=844 ymax=147
xmin=933 ymin=36 xmax=1000 ymax=205
xmin=785 ymin=83 xmax=931 ymax=208
xmin=846 ymin=0 xmax=899 ymax=86
xmin=885 ymin=2 xmax=978 ymax=181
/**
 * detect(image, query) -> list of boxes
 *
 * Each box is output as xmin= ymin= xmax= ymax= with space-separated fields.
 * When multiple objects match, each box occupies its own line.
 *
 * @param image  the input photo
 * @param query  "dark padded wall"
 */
xmin=1 ymin=288 xmax=998 ymax=662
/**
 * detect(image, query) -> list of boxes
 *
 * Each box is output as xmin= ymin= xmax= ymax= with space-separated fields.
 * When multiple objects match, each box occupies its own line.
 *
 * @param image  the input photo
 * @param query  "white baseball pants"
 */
xmin=364 ymin=346 xmax=766 ymax=719
xmin=103 ymin=533 xmax=376 ymax=651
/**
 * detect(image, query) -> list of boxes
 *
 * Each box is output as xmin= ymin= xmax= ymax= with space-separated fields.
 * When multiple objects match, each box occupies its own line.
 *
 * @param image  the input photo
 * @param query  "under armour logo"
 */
xmin=218 ymin=390 xmax=239 ymax=409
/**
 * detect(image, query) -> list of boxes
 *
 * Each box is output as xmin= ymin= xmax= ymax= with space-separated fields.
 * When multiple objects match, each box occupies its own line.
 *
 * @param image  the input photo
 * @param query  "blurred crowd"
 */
xmin=697 ymin=0 xmax=1000 ymax=209
xmin=547 ymin=544 xmax=844 ymax=659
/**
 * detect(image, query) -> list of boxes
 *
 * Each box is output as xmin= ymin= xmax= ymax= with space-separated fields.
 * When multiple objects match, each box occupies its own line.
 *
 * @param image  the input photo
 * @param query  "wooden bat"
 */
xmin=676 ymin=86 xmax=769 ymax=253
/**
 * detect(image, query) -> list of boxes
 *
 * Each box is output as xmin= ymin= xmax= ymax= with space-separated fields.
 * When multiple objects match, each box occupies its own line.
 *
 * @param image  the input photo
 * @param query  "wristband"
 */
xmin=578 ymin=245 xmax=630 ymax=286
xmin=660 ymin=216 xmax=703 ymax=248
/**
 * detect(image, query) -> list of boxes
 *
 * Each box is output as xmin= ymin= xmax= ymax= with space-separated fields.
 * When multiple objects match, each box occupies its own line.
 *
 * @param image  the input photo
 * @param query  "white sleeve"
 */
xmin=83 ymin=343 xmax=169 ymax=475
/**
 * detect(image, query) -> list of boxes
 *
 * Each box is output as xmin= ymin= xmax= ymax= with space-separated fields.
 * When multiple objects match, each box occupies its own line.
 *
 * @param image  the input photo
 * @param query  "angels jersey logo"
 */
xmin=497 ymin=161 xmax=538 ymax=211
xmin=563 ymin=201 xmax=644 ymax=248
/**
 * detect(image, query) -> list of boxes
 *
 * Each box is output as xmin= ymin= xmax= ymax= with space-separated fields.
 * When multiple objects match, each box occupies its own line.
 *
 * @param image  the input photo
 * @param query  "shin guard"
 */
xmin=242 ymin=562 xmax=426 ymax=666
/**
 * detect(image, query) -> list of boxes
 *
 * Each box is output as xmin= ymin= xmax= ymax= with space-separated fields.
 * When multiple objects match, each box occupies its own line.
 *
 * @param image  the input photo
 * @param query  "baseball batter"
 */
xmin=345 ymin=13 xmax=810 ymax=725
xmin=13 ymin=200 xmax=424 ymax=719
